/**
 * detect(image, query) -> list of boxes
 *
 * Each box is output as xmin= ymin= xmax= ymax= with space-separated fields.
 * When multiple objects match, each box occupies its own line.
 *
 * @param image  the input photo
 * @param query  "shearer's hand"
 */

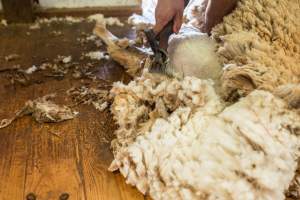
xmin=203 ymin=0 xmax=238 ymax=33
xmin=153 ymin=0 xmax=185 ymax=34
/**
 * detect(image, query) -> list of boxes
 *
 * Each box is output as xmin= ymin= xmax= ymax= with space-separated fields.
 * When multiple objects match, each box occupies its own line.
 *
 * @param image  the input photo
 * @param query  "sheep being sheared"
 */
xmin=128 ymin=0 xmax=223 ymax=85
xmin=102 ymin=0 xmax=300 ymax=199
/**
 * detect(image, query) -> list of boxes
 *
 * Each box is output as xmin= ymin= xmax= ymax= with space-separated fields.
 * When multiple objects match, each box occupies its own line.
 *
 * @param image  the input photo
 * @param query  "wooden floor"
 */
xmin=0 ymin=20 xmax=146 ymax=200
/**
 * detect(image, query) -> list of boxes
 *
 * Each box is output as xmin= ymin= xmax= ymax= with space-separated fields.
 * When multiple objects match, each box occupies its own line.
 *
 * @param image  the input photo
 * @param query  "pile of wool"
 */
xmin=109 ymin=70 xmax=222 ymax=154
xmin=109 ymin=74 xmax=300 ymax=199
xmin=210 ymin=0 xmax=300 ymax=102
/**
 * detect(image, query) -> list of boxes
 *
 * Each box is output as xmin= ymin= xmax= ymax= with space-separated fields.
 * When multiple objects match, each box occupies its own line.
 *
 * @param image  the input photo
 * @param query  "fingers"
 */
xmin=153 ymin=14 xmax=171 ymax=34
xmin=154 ymin=0 xmax=185 ymax=34
xmin=173 ymin=11 xmax=183 ymax=33
xmin=154 ymin=11 xmax=183 ymax=34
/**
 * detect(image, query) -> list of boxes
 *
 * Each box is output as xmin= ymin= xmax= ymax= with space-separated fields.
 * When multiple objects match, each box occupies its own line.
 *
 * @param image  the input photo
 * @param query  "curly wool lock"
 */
xmin=211 ymin=0 xmax=300 ymax=101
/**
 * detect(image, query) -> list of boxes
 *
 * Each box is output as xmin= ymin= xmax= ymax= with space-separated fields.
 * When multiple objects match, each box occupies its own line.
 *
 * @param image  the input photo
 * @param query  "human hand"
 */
xmin=203 ymin=0 xmax=237 ymax=33
xmin=153 ymin=0 xmax=185 ymax=34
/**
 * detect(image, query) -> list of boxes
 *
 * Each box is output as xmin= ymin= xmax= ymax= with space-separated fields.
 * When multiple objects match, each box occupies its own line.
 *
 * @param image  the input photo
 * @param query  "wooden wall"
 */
xmin=0 ymin=0 xmax=142 ymax=11
xmin=39 ymin=0 xmax=140 ymax=8
xmin=1 ymin=0 xmax=35 ymax=22
xmin=0 ymin=0 xmax=142 ymax=23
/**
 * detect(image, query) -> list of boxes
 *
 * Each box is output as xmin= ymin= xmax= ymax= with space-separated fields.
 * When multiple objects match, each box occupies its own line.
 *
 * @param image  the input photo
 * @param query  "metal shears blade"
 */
xmin=144 ymin=29 xmax=170 ymax=75
xmin=144 ymin=0 xmax=190 ymax=76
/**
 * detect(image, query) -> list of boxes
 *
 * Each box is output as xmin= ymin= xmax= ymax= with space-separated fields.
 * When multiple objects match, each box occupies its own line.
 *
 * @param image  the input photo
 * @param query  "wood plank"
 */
xmin=115 ymin=174 xmax=149 ymax=200
xmin=1 ymin=0 xmax=34 ymax=23
xmin=0 ymin=26 xmax=35 ymax=200
xmin=76 ymin=108 xmax=145 ymax=200
xmin=0 ymin=120 xmax=28 ymax=200
xmin=23 ymin=123 xmax=86 ymax=200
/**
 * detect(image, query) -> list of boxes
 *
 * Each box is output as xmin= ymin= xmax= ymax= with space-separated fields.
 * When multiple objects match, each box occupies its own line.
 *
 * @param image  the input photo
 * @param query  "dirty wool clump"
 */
xmin=67 ymin=85 xmax=111 ymax=112
xmin=210 ymin=0 xmax=300 ymax=101
xmin=0 ymin=94 xmax=78 ymax=129
xmin=110 ymin=76 xmax=300 ymax=199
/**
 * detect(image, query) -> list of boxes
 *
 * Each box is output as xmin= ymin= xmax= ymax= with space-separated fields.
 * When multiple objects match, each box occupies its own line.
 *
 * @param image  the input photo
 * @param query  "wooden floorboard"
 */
xmin=0 ymin=121 xmax=28 ymax=200
xmin=0 ymin=19 xmax=144 ymax=200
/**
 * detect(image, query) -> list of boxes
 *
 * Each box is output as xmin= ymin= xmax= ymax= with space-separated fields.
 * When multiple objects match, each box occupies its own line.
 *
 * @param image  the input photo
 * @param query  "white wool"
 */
xmin=168 ymin=27 xmax=222 ymax=83
xmin=36 ymin=16 xmax=85 ymax=24
xmin=110 ymin=85 xmax=300 ymax=200
xmin=1 ymin=19 xmax=7 ymax=26
xmin=88 ymin=14 xmax=124 ymax=26
xmin=106 ymin=0 xmax=300 ymax=199
xmin=84 ymin=51 xmax=109 ymax=60
xmin=110 ymin=71 xmax=223 ymax=153
xmin=29 ymin=23 xmax=41 ymax=30
xmin=62 ymin=56 xmax=72 ymax=64
xmin=127 ymin=0 xmax=222 ymax=82
xmin=33 ymin=14 xmax=123 ymax=27
xmin=93 ymin=101 xmax=108 ymax=112
xmin=25 ymin=65 xmax=38 ymax=74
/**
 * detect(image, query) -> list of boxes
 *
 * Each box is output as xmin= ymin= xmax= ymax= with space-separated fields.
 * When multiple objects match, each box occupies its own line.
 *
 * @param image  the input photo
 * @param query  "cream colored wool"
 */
xmin=274 ymin=84 xmax=300 ymax=109
xmin=110 ymin=70 xmax=223 ymax=154
xmin=168 ymin=30 xmax=222 ymax=83
xmin=211 ymin=0 xmax=300 ymax=101
xmin=110 ymin=74 xmax=300 ymax=199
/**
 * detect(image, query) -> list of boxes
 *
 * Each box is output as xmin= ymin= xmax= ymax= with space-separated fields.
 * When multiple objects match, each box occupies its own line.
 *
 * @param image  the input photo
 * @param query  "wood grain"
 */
xmin=0 ymin=20 xmax=145 ymax=200
xmin=0 ymin=120 xmax=28 ymax=200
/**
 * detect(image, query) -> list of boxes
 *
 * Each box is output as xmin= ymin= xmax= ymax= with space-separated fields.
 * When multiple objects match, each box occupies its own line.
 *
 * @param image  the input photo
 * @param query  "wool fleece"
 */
xmin=109 ymin=70 xmax=300 ymax=200
xmin=211 ymin=0 xmax=300 ymax=102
